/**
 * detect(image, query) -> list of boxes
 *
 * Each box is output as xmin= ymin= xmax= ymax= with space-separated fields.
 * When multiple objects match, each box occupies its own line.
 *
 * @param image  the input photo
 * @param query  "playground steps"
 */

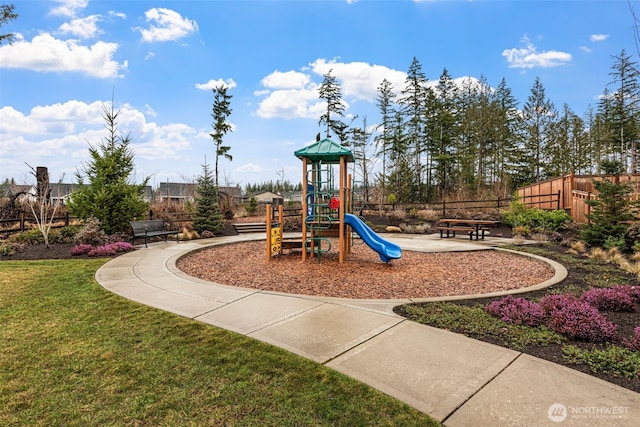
xmin=233 ymin=222 xmax=267 ymax=234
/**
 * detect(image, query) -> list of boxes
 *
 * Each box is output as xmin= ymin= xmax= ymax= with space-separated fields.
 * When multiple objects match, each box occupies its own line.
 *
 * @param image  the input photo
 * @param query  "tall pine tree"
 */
xmin=318 ymin=68 xmax=349 ymax=143
xmin=210 ymin=84 xmax=233 ymax=188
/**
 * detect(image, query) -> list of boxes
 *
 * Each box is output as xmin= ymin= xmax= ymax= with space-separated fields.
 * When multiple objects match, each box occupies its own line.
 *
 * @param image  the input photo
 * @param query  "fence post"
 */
xmin=556 ymin=190 xmax=561 ymax=210
xmin=20 ymin=213 xmax=25 ymax=231
xmin=65 ymin=212 xmax=69 ymax=226
xmin=149 ymin=209 xmax=153 ymax=220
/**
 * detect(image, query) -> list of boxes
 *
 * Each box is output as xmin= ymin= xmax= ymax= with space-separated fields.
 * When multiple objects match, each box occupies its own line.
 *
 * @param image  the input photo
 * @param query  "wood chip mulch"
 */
xmin=176 ymin=241 xmax=555 ymax=299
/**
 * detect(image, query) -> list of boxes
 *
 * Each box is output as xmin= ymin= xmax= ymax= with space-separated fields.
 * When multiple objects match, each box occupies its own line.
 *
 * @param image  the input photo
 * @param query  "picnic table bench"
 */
xmin=434 ymin=219 xmax=498 ymax=241
xmin=130 ymin=219 xmax=179 ymax=247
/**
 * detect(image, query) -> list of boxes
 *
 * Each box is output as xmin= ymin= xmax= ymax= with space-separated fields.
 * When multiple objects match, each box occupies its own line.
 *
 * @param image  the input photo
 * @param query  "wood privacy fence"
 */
xmin=517 ymin=172 xmax=640 ymax=223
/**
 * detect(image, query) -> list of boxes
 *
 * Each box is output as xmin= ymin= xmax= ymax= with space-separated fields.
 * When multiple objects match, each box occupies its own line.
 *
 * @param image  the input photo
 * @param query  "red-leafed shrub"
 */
xmin=485 ymin=295 xmax=545 ymax=326
xmin=580 ymin=286 xmax=638 ymax=312
xmin=623 ymin=327 xmax=640 ymax=351
xmin=71 ymin=244 xmax=93 ymax=256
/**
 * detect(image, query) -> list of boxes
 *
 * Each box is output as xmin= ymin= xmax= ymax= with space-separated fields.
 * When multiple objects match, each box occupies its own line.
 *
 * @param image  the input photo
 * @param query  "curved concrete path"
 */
xmin=96 ymin=233 xmax=639 ymax=426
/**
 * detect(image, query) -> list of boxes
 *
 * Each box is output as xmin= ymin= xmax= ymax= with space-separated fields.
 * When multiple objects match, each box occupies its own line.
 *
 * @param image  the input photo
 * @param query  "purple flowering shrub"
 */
xmin=579 ymin=286 xmax=638 ymax=312
xmin=623 ymin=327 xmax=640 ymax=351
xmin=88 ymin=245 xmax=117 ymax=257
xmin=485 ymin=292 xmax=620 ymax=343
xmin=485 ymin=295 xmax=545 ymax=326
xmin=71 ymin=244 xmax=93 ymax=256
xmin=543 ymin=299 xmax=618 ymax=342
xmin=71 ymin=241 xmax=134 ymax=257
xmin=109 ymin=241 xmax=134 ymax=252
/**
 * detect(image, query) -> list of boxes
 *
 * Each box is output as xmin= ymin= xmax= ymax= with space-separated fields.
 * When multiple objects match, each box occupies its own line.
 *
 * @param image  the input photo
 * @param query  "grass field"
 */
xmin=0 ymin=259 xmax=439 ymax=426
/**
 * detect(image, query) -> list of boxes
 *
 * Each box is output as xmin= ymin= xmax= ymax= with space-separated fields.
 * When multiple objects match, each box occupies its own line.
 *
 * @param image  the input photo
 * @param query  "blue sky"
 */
xmin=0 ymin=0 xmax=635 ymax=190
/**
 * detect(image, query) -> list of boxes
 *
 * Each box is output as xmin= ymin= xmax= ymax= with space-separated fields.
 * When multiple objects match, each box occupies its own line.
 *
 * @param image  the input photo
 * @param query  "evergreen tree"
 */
xmin=192 ymin=162 xmax=224 ymax=235
xmin=544 ymin=103 xmax=575 ymax=177
xmin=521 ymin=77 xmax=557 ymax=183
xmin=607 ymin=50 xmax=640 ymax=171
xmin=0 ymin=4 xmax=18 ymax=45
xmin=374 ymin=78 xmax=396 ymax=200
xmin=580 ymin=160 xmax=639 ymax=248
xmin=490 ymin=77 xmax=522 ymax=192
xmin=68 ymin=104 xmax=149 ymax=235
xmin=318 ymin=68 xmax=348 ymax=142
xmin=399 ymin=57 xmax=429 ymax=201
xmin=210 ymin=84 xmax=233 ymax=188
xmin=429 ymin=68 xmax=459 ymax=197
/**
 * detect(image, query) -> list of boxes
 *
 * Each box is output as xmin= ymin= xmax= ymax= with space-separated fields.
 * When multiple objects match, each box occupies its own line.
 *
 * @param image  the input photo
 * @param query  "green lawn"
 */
xmin=0 ymin=259 xmax=439 ymax=426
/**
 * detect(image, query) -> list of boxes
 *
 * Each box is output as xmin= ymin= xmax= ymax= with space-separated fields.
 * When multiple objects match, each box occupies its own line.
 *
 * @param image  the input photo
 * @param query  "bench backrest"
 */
xmin=130 ymin=220 xmax=166 ymax=234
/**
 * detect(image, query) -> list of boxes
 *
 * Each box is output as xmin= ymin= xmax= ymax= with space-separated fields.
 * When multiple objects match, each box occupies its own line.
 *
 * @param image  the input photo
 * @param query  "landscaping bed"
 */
xmin=395 ymin=243 xmax=640 ymax=393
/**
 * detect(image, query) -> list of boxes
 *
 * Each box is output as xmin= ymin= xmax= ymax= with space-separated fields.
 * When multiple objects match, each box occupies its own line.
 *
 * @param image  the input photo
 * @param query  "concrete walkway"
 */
xmin=95 ymin=233 xmax=640 ymax=426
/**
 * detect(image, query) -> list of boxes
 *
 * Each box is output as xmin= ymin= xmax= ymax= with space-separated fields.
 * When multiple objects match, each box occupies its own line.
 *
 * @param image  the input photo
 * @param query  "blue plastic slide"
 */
xmin=344 ymin=213 xmax=402 ymax=263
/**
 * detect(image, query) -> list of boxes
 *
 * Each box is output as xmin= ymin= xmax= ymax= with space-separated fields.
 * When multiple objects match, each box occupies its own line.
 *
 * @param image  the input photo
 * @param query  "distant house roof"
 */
xmin=49 ymin=183 xmax=79 ymax=199
xmin=294 ymin=138 xmax=355 ymax=163
xmin=156 ymin=182 xmax=242 ymax=201
xmin=158 ymin=182 xmax=196 ymax=199
xmin=218 ymin=186 xmax=242 ymax=199
xmin=0 ymin=183 xmax=33 ymax=196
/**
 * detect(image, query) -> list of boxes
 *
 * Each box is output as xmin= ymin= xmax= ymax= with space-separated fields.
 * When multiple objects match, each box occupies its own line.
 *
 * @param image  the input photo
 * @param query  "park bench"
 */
xmin=130 ymin=219 xmax=179 ymax=248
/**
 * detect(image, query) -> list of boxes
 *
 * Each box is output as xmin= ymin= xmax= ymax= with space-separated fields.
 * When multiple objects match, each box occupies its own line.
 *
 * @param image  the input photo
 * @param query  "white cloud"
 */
xmin=256 ymin=87 xmax=322 ymax=119
xmin=0 ymin=32 xmax=126 ymax=78
xmin=590 ymin=33 xmax=609 ymax=42
xmin=236 ymin=163 xmax=264 ymax=174
xmin=58 ymin=15 xmax=102 ymax=39
xmin=580 ymin=46 xmax=592 ymax=53
xmin=261 ymin=70 xmax=311 ymax=89
xmin=0 ymin=100 xmax=200 ymax=181
xmin=195 ymin=78 xmax=238 ymax=91
xmin=137 ymin=8 xmax=198 ymax=43
xmin=309 ymin=58 xmax=406 ymax=100
xmin=109 ymin=11 xmax=127 ymax=20
xmin=255 ymin=59 xmax=406 ymax=120
xmin=502 ymin=36 xmax=572 ymax=69
xmin=49 ymin=0 xmax=88 ymax=17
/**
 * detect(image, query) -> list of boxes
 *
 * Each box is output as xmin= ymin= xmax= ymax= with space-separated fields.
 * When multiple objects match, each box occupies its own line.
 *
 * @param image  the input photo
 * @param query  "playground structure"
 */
xmin=266 ymin=138 xmax=401 ymax=264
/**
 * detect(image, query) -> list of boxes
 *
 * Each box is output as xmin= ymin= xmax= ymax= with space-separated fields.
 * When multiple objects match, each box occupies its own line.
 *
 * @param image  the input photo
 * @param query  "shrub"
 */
xmin=88 ymin=245 xmax=117 ymax=257
xmin=544 ymin=298 xmax=617 ymax=342
xmin=623 ymin=327 xmax=640 ymax=352
xmin=74 ymin=218 xmax=108 ymax=246
xmin=72 ymin=241 xmax=134 ymax=257
xmin=109 ymin=241 xmax=134 ymax=252
xmin=501 ymin=200 xmax=571 ymax=233
xmin=71 ymin=244 xmax=93 ymax=256
xmin=484 ymin=296 xmax=545 ymax=326
xmin=9 ymin=229 xmax=45 ymax=245
xmin=0 ymin=242 xmax=25 ymax=256
xmin=484 ymin=294 xmax=619 ymax=342
xmin=579 ymin=286 xmax=638 ymax=312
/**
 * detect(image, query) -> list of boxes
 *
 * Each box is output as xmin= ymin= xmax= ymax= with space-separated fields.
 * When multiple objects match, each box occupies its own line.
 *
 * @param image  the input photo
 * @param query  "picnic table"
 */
xmin=434 ymin=219 xmax=499 ymax=241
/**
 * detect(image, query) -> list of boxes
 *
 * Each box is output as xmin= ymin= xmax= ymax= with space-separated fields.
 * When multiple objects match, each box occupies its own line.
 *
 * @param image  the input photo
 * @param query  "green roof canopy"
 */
xmin=294 ymin=138 xmax=355 ymax=163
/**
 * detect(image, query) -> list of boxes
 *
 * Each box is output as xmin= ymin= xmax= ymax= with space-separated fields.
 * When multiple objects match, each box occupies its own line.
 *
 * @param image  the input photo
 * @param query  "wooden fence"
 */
xmin=0 ymin=213 xmax=76 ymax=234
xmin=517 ymin=172 xmax=640 ymax=223
xmin=0 ymin=210 xmax=196 ymax=235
